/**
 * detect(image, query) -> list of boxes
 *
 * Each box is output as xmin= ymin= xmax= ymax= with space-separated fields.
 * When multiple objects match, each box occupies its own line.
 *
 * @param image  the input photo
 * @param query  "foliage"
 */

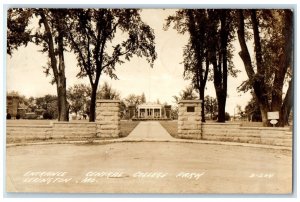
xmin=172 ymin=85 xmax=198 ymax=103
xmin=43 ymin=111 xmax=53 ymax=119
xmin=16 ymin=114 xmax=21 ymax=119
xmin=6 ymin=113 xmax=12 ymax=119
xmin=124 ymin=93 xmax=147 ymax=106
xmin=204 ymin=95 xmax=218 ymax=120
xmin=67 ymin=83 xmax=91 ymax=115
xmin=97 ymin=82 xmax=120 ymax=100
xmin=244 ymin=95 xmax=262 ymax=122
xmin=225 ymin=112 xmax=231 ymax=121
xmin=35 ymin=94 xmax=58 ymax=119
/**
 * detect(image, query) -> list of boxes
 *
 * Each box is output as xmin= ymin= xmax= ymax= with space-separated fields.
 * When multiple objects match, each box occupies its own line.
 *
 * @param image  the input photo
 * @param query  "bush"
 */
xmin=6 ymin=113 xmax=11 ymax=119
xmin=43 ymin=111 xmax=53 ymax=119
xmin=225 ymin=112 xmax=230 ymax=121
xmin=16 ymin=113 xmax=21 ymax=119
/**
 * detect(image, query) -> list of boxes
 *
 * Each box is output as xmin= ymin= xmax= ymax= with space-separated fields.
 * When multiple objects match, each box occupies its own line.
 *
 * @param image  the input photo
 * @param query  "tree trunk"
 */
xmin=199 ymin=87 xmax=205 ymax=122
xmin=237 ymin=10 xmax=270 ymax=126
xmin=57 ymin=26 xmax=68 ymax=121
xmin=89 ymin=84 xmax=97 ymax=122
xmin=217 ymin=96 xmax=226 ymax=122
xmin=56 ymin=77 xmax=68 ymax=121
xmin=279 ymin=80 xmax=292 ymax=126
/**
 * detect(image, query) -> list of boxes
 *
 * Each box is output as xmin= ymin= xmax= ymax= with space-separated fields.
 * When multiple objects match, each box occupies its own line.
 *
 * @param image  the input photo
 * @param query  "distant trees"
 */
xmin=67 ymin=84 xmax=91 ymax=118
xmin=124 ymin=93 xmax=147 ymax=106
xmin=97 ymin=82 xmax=120 ymax=100
xmin=204 ymin=95 xmax=218 ymax=120
xmin=35 ymin=94 xmax=58 ymax=119
xmin=244 ymin=95 xmax=262 ymax=122
xmin=172 ymin=85 xmax=198 ymax=103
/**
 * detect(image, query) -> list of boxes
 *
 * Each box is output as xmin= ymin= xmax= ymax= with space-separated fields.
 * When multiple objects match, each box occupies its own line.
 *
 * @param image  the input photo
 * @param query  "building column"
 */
xmin=160 ymin=107 xmax=162 ymax=118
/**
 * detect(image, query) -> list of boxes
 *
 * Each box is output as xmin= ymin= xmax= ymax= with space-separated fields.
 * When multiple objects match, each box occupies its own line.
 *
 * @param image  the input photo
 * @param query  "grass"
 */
xmin=119 ymin=120 xmax=140 ymax=138
xmin=159 ymin=121 xmax=178 ymax=138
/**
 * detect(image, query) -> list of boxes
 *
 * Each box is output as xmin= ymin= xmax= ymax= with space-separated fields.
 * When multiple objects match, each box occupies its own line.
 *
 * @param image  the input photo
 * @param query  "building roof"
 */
xmin=138 ymin=102 xmax=163 ymax=108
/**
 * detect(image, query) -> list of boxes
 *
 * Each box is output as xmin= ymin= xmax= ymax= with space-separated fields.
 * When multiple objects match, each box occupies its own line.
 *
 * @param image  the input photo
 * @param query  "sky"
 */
xmin=6 ymin=9 xmax=252 ymax=116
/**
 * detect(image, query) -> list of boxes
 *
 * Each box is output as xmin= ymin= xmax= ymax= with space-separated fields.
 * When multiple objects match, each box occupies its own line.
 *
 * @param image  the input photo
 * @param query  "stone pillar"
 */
xmin=96 ymin=100 xmax=120 ymax=138
xmin=178 ymin=100 xmax=202 ymax=139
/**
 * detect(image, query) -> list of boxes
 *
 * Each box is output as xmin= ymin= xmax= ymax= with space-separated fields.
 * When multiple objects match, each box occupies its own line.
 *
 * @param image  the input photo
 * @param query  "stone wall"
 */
xmin=7 ymin=125 xmax=53 ymax=140
xmin=52 ymin=122 xmax=96 ymax=138
xmin=96 ymin=100 xmax=121 ymax=138
xmin=6 ymin=122 xmax=97 ymax=141
xmin=178 ymin=100 xmax=202 ymax=139
xmin=202 ymin=123 xmax=292 ymax=147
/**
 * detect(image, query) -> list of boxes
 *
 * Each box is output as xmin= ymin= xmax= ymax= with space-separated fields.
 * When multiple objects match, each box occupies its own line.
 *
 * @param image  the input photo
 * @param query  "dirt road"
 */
xmin=6 ymin=142 xmax=292 ymax=194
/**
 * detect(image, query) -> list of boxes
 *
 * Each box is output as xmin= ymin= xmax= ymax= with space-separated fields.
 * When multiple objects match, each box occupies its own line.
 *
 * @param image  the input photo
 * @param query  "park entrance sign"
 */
xmin=267 ymin=111 xmax=279 ymax=126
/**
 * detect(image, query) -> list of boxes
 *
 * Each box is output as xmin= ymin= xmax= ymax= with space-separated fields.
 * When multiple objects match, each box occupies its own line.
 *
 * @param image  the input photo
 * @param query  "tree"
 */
xmin=206 ymin=9 xmax=236 ymax=122
xmin=66 ymin=9 xmax=157 ymax=122
xmin=124 ymin=93 xmax=146 ymax=106
xmin=244 ymin=95 xmax=262 ymax=122
xmin=172 ymin=85 xmax=198 ymax=104
xmin=204 ymin=95 xmax=218 ymax=120
xmin=67 ymin=84 xmax=91 ymax=117
xmin=165 ymin=10 xmax=209 ymax=122
xmin=35 ymin=94 xmax=58 ymax=119
xmin=237 ymin=9 xmax=293 ymax=126
xmin=7 ymin=9 xmax=69 ymax=121
xmin=97 ymin=82 xmax=120 ymax=100
xmin=140 ymin=93 xmax=146 ymax=104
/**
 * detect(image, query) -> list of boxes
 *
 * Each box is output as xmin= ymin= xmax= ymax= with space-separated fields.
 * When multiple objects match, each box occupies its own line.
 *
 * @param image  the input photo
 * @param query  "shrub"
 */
xmin=43 ymin=111 xmax=53 ymax=119
xmin=16 ymin=113 xmax=21 ymax=119
xmin=6 ymin=113 xmax=11 ymax=119
xmin=225 ymin=112 xmax=230 ymax=121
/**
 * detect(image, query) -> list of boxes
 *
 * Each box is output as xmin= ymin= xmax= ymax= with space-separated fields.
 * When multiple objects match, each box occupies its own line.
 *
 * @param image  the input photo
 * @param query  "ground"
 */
xmin=6 ymin=142 xmax=292 ymax=194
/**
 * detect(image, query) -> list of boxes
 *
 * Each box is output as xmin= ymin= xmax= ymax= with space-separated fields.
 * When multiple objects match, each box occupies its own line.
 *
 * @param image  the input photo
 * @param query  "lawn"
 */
xmin=159 ymin=121 xmax=178 ymax=138
xmin=119 ymin=120 xmax=140 ymax=137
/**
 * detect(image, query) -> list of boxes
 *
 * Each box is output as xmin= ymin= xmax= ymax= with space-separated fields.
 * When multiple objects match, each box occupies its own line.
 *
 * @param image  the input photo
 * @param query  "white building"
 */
xmin=137 ymin=103 xmax=163 ymax=118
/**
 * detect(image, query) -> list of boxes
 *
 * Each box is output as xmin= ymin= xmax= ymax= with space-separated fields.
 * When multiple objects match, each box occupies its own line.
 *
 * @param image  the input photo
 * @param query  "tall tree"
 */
xmin=206 ymin=9 xmax=236 ymax=122
xmin=237 ymin=9 xmax=293 ymax=126
xmin=7 ymin=8 xmax=69 ymax=121
xmin=165 ymin=10 xmax=209 ymax=122
xmin=67 ymin=9 xmax=156 ymax=122
xmin=165 ymin=9 xmax=237 ymax=122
